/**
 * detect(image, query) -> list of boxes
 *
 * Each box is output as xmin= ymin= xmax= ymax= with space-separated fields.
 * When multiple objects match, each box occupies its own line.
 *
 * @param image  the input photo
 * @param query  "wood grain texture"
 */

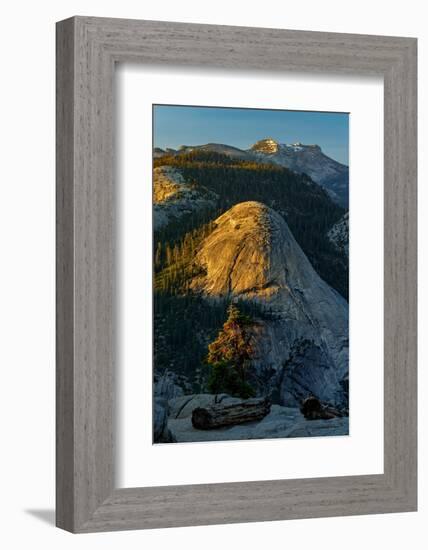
xmin=56 ymin=16 xmax=417 ymax=533
xmin=56 ymin=18 xmax=75 ymax=532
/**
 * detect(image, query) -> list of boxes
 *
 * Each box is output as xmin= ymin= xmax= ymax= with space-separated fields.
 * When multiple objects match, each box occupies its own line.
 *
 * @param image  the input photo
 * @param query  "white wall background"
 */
xmin=0 ymin=1 xmax=424 ymax=548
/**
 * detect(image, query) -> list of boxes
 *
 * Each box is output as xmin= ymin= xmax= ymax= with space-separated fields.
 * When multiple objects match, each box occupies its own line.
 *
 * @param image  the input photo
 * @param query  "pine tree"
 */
xmin=165 ymin=243 xmax=173 ymax=266
xmin=154 ymin=241 xmax=162 ymax=270
xmin=206 ymin=304 xmax=256 ymax=398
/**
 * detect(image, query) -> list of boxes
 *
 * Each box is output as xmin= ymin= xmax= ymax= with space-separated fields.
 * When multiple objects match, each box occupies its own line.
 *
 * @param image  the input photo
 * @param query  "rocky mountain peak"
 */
xmin=250 ymin=138 xmax=280 ymax=154
xmin=191 ymin=200 xmax=347 ymax=304
xmin=190 ymin=200 xmax=349 ymax=407
xmin=250 ymin=139 xmax=348 ymax=207
xmin=191 ymin=201 xmax=285 ymax=297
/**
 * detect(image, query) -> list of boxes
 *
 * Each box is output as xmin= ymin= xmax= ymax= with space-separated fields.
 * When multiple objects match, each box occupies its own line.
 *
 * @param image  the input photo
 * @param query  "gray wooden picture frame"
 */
xmin=56 ymin=16 xmax=417 ymax=533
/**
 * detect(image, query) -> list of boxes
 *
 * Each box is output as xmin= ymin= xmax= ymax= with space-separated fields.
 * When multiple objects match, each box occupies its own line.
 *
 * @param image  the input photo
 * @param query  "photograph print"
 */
xmin=153 ymin=105 xmax=349 ymax=444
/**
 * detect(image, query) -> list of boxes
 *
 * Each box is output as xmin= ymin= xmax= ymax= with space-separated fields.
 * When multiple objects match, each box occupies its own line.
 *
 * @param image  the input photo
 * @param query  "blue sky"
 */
xmin=153 ymin=104 xmax=349 ymax=165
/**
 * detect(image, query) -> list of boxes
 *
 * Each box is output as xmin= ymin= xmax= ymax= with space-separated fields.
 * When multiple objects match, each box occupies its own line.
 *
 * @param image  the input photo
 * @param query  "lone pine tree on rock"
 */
xmin=206 ymin=303 xmax=256 ymax=398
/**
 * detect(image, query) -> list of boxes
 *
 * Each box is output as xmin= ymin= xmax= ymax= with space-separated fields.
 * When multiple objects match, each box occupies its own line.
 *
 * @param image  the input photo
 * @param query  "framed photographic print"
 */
xmin=151 ymin=104 xmax=350 ymax=445
xmin=56 ymin=17 xmax=417 ymax=532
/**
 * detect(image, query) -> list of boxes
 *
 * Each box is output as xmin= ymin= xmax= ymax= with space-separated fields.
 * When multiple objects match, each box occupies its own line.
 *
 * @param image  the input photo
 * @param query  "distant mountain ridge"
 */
xmin=155 ymin=137 xmax=349 ymax=207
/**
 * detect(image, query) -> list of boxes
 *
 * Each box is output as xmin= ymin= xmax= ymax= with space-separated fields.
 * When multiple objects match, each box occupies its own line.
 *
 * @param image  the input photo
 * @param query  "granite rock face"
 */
xmin=154 ymin=370 xmax=190 ymax=401
xmin=328 ymin=212 xmax=349 ymax=257
xmin=164 ymin=397 xmax=348 ymax=443
xmin=191 ymin=201 xmax=348 ymax=407
xmin=153 ymin=166 xmax=217 ymax=230
xmin=153 ymin=397 xmax=169 ymax=442
xmin=279 ymin=339 xmax=347 ymax=408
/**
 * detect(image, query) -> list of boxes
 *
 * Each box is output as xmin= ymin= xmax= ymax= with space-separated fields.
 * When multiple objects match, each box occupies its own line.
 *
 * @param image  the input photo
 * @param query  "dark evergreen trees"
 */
xmin=154 ymin=150 xmax=348 ymax=299
xmin=153 ymin=150 xmax=349 ymax=394
xmin=206 ymin=304 xmax=256 ymax=398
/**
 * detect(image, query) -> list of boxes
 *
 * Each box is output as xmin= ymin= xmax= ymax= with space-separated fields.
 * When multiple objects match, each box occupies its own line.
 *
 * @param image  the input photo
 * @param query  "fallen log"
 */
xmin=192 ymin=397 xmax=271 ymax=430
xmin=300 ymin=396 xmax=343 ymax=420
